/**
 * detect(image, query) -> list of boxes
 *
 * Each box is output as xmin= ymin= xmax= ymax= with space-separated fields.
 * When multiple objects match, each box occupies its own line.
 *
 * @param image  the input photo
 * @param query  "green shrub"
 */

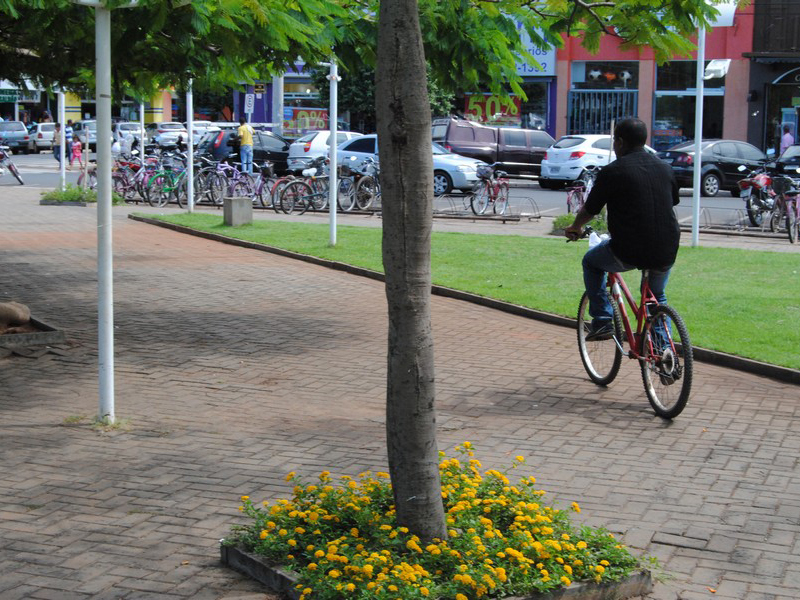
xmin=41 ymin=184 xmax=125 ymax=205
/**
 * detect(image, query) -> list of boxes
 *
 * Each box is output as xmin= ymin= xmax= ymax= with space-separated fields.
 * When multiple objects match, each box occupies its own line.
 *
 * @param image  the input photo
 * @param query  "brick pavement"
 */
xmin=1 ymin=187 xmax=799 ymax=599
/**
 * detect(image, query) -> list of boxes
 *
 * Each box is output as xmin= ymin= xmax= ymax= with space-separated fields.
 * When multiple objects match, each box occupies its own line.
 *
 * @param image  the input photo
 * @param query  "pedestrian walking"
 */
xmin=780 ymin=125 xmax=794 ymax=156
xmin=52 ymin=123 xmax=62 ymax=164
xmin=237 ymin=117 xmax=254 ymax=174
xmin=69 ymin=135 xmax=83 ymax=170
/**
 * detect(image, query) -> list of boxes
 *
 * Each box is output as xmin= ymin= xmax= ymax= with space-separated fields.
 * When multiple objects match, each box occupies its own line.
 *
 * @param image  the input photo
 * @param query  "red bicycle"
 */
xmin=471 ymin=165 xmax=509 ymax=216
xmin=573 ymin=230 xmax=693 ymax=419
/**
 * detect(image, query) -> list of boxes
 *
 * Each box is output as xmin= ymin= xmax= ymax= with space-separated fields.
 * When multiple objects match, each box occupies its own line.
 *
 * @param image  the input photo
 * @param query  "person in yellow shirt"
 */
xmin=237 ymin=117 xmax=254 ymax=174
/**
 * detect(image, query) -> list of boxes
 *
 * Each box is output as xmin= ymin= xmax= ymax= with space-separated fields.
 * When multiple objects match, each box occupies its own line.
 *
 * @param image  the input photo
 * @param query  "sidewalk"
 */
xmin=1 ymin=188 xmax=799 ymax=600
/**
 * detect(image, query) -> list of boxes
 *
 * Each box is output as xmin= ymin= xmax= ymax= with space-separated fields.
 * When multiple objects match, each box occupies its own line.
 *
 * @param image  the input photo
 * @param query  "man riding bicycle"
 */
xmin=565 ymin=118 xmax=681 ymax=341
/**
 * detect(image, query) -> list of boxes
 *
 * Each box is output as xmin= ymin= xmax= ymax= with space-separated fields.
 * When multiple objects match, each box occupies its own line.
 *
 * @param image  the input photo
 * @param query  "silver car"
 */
xmin=336 ymin=134 xmax=486 ymax=195
xmin=73 ymin=120 xmax=97 ymax=150
xmin=0 ymin=121 xmax=31 ymax=154
xmin=146 ymin=122 xmax=188 ymax=147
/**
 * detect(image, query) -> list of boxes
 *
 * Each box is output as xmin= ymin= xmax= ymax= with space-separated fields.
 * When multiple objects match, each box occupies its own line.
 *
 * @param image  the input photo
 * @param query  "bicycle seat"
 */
xmin=495 ymin=170 xmax=508 ymax=178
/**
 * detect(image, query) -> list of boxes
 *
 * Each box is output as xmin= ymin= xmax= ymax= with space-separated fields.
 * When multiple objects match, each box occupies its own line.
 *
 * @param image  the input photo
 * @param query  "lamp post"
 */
xmin=328 ymin=60 xmax=340 ymax=246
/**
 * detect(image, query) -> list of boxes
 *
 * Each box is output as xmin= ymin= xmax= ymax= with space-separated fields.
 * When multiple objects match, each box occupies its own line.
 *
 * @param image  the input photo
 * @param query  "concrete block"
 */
xmin=223 ymin=197 xmax=252 ymax=226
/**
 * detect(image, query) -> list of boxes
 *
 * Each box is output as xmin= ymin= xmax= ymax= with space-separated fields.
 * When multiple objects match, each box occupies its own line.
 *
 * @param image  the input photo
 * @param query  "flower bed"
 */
xmin=223 ymin=444 xmax=650 ymax=599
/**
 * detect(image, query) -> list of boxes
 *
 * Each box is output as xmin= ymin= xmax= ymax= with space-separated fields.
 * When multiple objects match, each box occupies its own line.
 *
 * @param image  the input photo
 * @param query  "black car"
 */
xmin=196 ymin=126 xmax=290 ymax=174
xmin=770 ymin=144 xmax=800 ymax=175
xmin=657 ymin=139 xmax=767 ymax=197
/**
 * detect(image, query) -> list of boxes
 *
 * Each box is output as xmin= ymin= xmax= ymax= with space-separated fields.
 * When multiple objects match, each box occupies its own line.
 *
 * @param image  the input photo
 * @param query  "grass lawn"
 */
xmin=148 ymin=212 xmax=800 ymax=371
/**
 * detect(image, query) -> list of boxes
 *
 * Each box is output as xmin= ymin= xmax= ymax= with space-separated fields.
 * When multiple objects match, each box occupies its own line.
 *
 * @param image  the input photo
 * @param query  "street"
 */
xmin=2 ymin=151 xmax=775 ymax=233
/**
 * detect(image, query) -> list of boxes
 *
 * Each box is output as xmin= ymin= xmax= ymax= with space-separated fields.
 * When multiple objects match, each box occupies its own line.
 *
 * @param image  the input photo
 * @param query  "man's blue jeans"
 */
xmin=583 ymin=239 xmax=671 ymax=328
xmin=240 ymin=144 xmax=253 ymax=174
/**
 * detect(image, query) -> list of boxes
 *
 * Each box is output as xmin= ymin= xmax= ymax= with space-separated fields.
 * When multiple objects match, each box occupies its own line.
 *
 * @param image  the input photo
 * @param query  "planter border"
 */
xmin=39 ymin=199 xmax=88 ymax=207
xmin=130 ymin=214 xmax=800 ymax=386
xmin=0 ymin=317 xmax=66 ymax=347
xmin=221 ymin=543 xmax=653 ymax=600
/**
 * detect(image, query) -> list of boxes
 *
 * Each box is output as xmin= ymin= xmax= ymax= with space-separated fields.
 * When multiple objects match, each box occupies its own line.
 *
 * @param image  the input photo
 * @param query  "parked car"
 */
xmin=336 ymin=134 xmax=487 ymax=195
xmin=184 ymin=120 xmax=219 ymax=144
xmin=73 ymin=120 xmax=98 ymax=150
xmin=769 ymin=144 xmax=800 ymax=175
xmin=0 ymin=121 xmax=31 ymax=153
xmin=539 ymin=134 xmax=658 ymax=189
xmin=432 ymin=117 xmax=554 ymax=176
xmin=195 ymin=125 xmax=291 ymax=174
xmin=145 ymin=122 xmax=188 ymax=147
xmin=658 ymin=139 xmax=767 ymax=196
xmin=287 ymin=130 xmax=363 ymax=172
xmin=28 ymin=122 xmax=56 ymax=153
xmin=112 ymin=122 xmax=144 ymax=146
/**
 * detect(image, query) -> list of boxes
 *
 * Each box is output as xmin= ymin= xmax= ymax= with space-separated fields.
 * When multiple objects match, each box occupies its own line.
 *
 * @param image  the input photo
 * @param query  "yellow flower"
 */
xmin=595 ymin=565 xmax=606 ymax=574
xmin=600 ymin=560 xmax=610 ymax=566
xmin=561 ymin=576 xmax=572 ymax=586
xmin=456 ymin=594 xmax=469 ymax=600
xmin=285 ymin=471 xmax=296 ymax=481
xmin=388 ymin=585 xmax=398 ymax=592
xmin=572 ymin=502 xmax=581 ymax=513
xmin=515 ymin=455 xmax=525 ymax=462
xmin=345 ymin=583 xmax=355 ymax=592
xmin=308 ymin=563 xmax=317 ymax=570
xmin=564 ymin=565 xmax=573 ymax=575
xmin=577 ymin=541 xmax=588 ymax=550
xmin=350 ymin=528 xmax=359 ymax=537
xmin=328 ymin=569 xmax=341 ymax=578
xmin=259 ymin=530 xmax=268 ymax=540
xmin=420 ymin=587 xmax=430 ymax=596
xmin=240 ymin=495 xmax=249 ymax=502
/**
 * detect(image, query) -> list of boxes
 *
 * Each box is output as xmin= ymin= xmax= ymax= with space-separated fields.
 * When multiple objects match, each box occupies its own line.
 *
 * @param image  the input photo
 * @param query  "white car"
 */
xmin=336 ymin=134 xmax=486 ymax=195
xmin=145 ymin=122 xmax=188 ymax=147
xmin=539 ymin=134 xmax=656 ymax=189
xmin=112 ymin=122 xmax=144 ymax=146
xmin=288 ymin=130 xmax=363 ymax=172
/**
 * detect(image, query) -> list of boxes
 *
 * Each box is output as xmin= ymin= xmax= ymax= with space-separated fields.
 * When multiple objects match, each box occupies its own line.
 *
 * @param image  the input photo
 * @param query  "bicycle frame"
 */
xmin=606 ymin=270 xmax=659 ymax=359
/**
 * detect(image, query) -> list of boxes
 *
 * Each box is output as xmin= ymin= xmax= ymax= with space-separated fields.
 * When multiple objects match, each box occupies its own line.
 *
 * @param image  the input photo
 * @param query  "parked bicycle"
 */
xmin=471 ymin=164 xmax=509 ymax=216
xmin=354 ymin=157 xmax=381 ymax=211
xmin=571 ymin=228 xmax=693 ymax=419
xmin=772 ymin=174 xmax=800 ymax=243
xmin=279 ymin=156 xmax=330 ymax=215
xmin=0 ymin=145 xmax=23 ymax=185
xmin=565 ymin=165 xmax=598 ymax=214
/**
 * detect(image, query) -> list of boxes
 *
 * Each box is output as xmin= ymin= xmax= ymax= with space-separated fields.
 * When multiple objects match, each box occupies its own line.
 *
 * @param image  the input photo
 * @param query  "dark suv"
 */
xmin=196 ymin=126 xmax=291 ymax=174
xmin=432 ymin=117 xmax=554 ymax=176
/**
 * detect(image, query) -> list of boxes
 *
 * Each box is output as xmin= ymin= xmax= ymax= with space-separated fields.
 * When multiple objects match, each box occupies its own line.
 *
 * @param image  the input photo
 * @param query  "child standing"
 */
xmin=69 ymin=136 xmax=83 ymax=170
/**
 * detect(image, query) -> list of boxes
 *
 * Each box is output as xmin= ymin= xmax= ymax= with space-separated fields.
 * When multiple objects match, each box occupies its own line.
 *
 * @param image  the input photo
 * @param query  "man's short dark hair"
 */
xmin=239 ymin=117 xmax=246 ymax=125
xmin=614 ymin=117 xmax=648 ymax=148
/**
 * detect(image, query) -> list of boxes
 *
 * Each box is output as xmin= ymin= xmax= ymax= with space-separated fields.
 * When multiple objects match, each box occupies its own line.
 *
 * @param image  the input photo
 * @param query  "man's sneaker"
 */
xmin=585 ymin=321 xmax=614 ymax=342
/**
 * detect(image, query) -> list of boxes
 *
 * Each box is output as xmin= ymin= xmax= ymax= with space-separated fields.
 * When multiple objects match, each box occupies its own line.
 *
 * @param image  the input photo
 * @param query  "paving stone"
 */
xmin=1 ymin=188 xmax=800 ymax=599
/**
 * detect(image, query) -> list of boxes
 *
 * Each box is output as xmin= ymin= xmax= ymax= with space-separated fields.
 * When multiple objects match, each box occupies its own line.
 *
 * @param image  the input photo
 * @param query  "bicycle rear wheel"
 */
xmin=8 ymin=161 xmax=24 ymax=185
xmin=147 ymin=174 xmax=169 ymax=208
xmin=208 ymin=172 xmax=228 ymax=205
xmin=470 ymin=181 xmax=490 ymax=215
xmin=576 ymin=292 xmax=623 ymax=386
xmin=493 ymin=182 xmax=509 ymax=215
xmin=640 ymin=304 xmax=693 ymax=419
xmin=280 ymin=180 xmax=312 ymax=215
xmin=788 ymin=207 xmax=798 ymax=244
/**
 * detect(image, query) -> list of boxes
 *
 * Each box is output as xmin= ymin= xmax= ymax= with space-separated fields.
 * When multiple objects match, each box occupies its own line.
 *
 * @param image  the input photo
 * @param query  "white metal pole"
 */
xmin=58 ymin=91 xmax=66 ymax=189
xmin=691 ymin=27 xmax=706 ymax=248
xmin=139 ymin=101 xmax=145 ymax=152
xmin=329 ymin=60 xmax=339 ymax=246
xmin=272 ymin=75 xmax=284 ymax=136
xmin=14 ymin=100 xmax=19 ymax=122
xmin=96 ymin=5 xmax=115 ymax=423
xmin=187 ymin=78 xmax=194 ymax=213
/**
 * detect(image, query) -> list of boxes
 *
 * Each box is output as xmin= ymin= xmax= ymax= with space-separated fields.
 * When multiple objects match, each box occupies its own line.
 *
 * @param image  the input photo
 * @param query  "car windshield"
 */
xmin=0 ymin=122 xmax=26 ymax=131
xmin=296 ymin=133 xmax=317 ymax=143
xmin=432 ymin=142 xmax=450 ymax=154
xmin=553 ymin=137 xmax=585 ymax=149
xmin=779 ymin=145 xmax=800 ymax=161
xmin=85 ymin=122 xmax=96 ymax=131
xmin=161 ymin=123 xmax=184 ymax=130
xmin=40 ymin=123 xmax=55 ymax=131
xmin=120 ymin=123 xmax=139 ymax=130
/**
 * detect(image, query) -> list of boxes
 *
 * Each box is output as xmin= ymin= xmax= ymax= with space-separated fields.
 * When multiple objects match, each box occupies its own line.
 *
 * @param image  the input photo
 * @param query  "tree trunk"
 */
xmin=376 ymin=0 xmax=447 ymax=541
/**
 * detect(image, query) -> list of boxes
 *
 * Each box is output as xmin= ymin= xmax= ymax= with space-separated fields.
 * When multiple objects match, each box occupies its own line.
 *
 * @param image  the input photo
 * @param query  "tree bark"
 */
xmin=376 ymin=0 xmax=447 ymax=541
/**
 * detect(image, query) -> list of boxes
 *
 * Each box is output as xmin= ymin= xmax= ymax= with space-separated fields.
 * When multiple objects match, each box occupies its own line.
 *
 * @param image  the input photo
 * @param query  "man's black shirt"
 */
xmin=583 ymin=147 xmax=680 ymax=269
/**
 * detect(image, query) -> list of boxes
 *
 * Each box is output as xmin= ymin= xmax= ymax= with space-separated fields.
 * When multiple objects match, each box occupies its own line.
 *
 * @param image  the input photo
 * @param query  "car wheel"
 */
xmin=433 ymin=170 xmax=453 ymax=196
xmin=539 ymin=179 xmax=553 ymax=190
xmin=701 ymin=172 xmax=720 ymax=197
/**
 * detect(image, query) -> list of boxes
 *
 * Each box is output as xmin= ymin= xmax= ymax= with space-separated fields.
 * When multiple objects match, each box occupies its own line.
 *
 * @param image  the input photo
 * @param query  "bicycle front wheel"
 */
xmin=147 ymin=174 xmax=169 ymax=208
xmin=470 ymin=181 xmax=490 ymax=215
xmin=640 ymin=304 xmax=693 ymax=419
xmin=280 ymin=180 xmax=313 ymax=215
xmin=493 ymin=182 xmax=509 ymax=215
xmin=337 ymin=177 xmax=356 ymax=212
xmin=355 ymin=176 xmax=377 ymax=210
xmin=576 ymin=292 xmax=623 ymax=386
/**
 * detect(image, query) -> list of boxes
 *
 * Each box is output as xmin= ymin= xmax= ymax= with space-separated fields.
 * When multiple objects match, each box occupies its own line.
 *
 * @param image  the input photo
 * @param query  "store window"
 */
xmin=572 ymin=61 xmax=639 ymax=90
xmin=652 ymin=61 xmax=725 ymax=151
xmin=519 ymin=82 xmax=549 ymax=130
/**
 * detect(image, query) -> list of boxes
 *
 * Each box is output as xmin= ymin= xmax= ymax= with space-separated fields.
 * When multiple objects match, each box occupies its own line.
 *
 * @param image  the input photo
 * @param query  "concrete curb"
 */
xmin=221 ymin=543 xmax=653 ymax=600
xmin=129 ymin=214 xmax=800 ymax=386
